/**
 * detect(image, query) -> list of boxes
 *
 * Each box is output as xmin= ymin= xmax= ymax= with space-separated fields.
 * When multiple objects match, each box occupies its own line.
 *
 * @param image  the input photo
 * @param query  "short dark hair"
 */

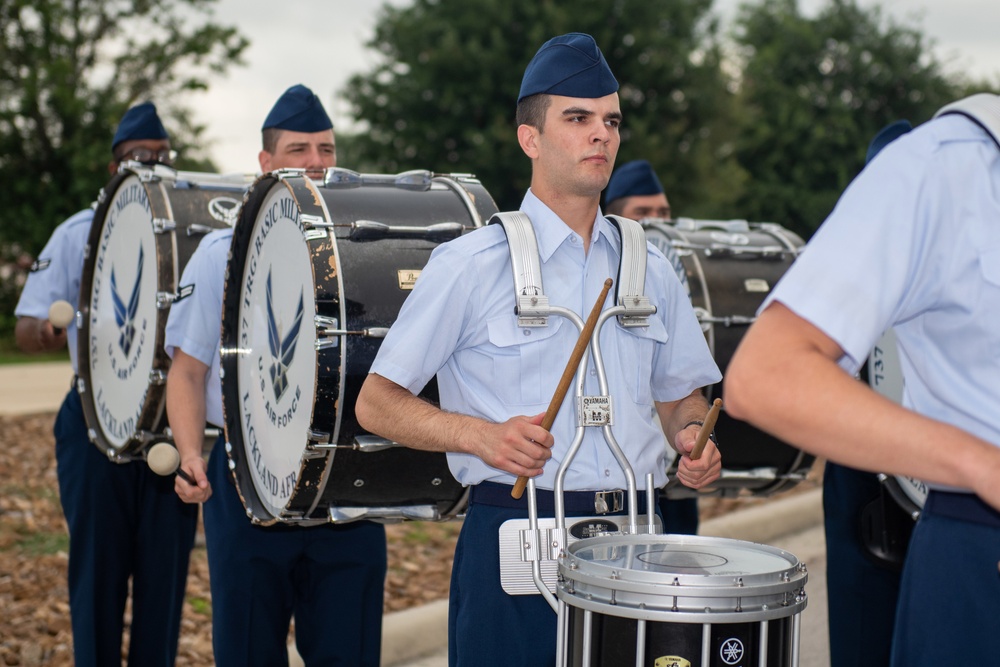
xmin=262 ymin=127 xmax=283 ymax=154
xmin=515 ymin=94 xmax=551 ymax=131
xmin=604 ymin=198 xmax=626 ymax=216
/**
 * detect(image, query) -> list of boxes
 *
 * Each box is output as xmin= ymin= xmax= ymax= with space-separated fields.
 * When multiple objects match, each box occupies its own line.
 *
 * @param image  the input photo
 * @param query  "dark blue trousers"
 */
xmin=890 ymin=492 xmax=1000 ymax=665
xmin=54 ymin=387 xmax=198 ymax=667
xmin=823 ymin=462 xmax=901 ymax=667
xmin=203 ymin=442 xmax=387 ymax=667
xmin=657 ymin=495 xmax=699 ymax=535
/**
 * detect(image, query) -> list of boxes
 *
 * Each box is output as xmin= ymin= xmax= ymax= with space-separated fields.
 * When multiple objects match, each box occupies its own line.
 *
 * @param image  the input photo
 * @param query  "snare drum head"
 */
xmin=81 ymin=173 xmax=162 ymax=451
xmin=559 ymin=534 xmax=807 ymax=622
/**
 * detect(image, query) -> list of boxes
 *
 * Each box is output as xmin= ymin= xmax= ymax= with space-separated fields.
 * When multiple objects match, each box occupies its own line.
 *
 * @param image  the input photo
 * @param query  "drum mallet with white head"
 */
xmin=147 ymin=442 xmax=198 ymax=486
xmin=48 ymin=300 xmax=74 ymax=334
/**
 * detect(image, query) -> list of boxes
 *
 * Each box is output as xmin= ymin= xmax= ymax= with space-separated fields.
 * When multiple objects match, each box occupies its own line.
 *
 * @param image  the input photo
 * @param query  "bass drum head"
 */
xmin=865 ymin=329 xmax=926 ymax=511
xmin=80 ymin=173 xmax=162 ymax=454
xmin=226 ymin=180 xmax=319 ymax=520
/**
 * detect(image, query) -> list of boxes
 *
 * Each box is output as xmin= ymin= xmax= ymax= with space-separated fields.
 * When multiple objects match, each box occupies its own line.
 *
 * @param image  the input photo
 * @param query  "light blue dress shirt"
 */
xmin=764 ymin=114 xmax=1000 ymax=464
xmin=164 ymin=227 xmax=230 ymax=428
xmin=15 ymin=209 xmax=94 ymax=373
xmin=371 ymin=189 xmax=721 ymax=491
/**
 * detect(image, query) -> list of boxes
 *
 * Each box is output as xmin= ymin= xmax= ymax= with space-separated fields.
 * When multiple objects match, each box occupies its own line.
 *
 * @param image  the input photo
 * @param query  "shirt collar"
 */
xmin=519 ymin=189 xmax=621 ymax=262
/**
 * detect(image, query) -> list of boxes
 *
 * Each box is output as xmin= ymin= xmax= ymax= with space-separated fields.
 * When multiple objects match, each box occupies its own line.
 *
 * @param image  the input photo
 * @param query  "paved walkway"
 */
xmin=0 ymin=360 xmax=73 ymax=416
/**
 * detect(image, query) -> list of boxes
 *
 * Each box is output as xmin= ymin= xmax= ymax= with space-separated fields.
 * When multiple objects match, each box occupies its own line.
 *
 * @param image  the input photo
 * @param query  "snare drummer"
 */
xmin=605 ymin=159 xmax=699 ymax=536
xmin=13 ymin=103 xmax=198 ymax=667
xmin=726 ymin=96 xmax=1000 ymax=665
xmin=357 ymin=33 xmax=722 ymax=666
xmin=165 ymin=84 xmax=386 ymax=667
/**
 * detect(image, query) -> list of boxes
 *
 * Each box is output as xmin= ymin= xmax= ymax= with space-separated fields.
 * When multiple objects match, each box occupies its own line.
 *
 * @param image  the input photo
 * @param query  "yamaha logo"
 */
xmin=720 ymin=638 xmax=744 ymax=664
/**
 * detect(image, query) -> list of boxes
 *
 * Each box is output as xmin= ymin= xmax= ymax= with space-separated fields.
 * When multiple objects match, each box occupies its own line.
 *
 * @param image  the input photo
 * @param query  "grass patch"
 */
xmin=188 ymin=597 xmax=212 ymax=616
xmin=0 ymin=347 xmax=69 ymax=365
xmin=15 ymin=530 xmax=69 ymax=556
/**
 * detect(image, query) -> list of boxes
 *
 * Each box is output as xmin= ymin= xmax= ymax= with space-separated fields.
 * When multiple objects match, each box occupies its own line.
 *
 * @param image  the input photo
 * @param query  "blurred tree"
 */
xmin=0 ymin=0 xmax=248 ymax=255
xmin=731 ymin=0 xmax=989 ymax=237
xmin=344 ymin=0 xmax=745 ymax=215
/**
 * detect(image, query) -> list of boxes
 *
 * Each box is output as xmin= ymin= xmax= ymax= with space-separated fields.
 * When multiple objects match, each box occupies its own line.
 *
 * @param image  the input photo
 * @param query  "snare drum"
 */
xmin=557 ymin=534 xmax=808 ymax=667
xmin=645 ymin=218 xmax=814 ymax=496
xmin=220 ymin=169 xmax=496 ymax=525
xmin=77 ymin=165 xmax=247 ymax=461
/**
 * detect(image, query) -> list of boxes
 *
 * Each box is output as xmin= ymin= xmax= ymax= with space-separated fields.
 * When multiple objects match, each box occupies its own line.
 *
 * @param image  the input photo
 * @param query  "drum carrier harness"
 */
xmin=488 ymin=211 xmax=666 ymax=609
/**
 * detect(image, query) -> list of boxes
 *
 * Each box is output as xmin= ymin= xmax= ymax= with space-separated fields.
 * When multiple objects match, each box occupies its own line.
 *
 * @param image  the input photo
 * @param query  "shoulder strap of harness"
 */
xmin=605 ymin=215 xmax=652 ymax=327
xmin=488 ymin=212 xmax=549 ymax=326
xmin=935 ymin=93 xmax=1000 ymax=151
xmin=489 ymin=211 xmax=651 ymax=328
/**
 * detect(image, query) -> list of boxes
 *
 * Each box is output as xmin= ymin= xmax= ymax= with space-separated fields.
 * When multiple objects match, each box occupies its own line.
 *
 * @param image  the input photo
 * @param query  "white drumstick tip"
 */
xmin=48 ymin=300 xmax=74 ymax=329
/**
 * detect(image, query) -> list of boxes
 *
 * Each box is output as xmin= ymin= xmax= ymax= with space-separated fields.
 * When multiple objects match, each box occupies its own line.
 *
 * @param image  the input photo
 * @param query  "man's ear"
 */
xmin=517 ymin=124 xmax=540 ymax=159
xmin=107 ymin=161 xmax=119 ymax=176
xmin=258 ymin=150 xmax=272 ymax=173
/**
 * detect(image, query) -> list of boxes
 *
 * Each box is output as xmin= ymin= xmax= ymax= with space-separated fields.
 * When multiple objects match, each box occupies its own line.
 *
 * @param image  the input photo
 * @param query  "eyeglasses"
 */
xmin=114 ymin=148 xmax=177 ymax=166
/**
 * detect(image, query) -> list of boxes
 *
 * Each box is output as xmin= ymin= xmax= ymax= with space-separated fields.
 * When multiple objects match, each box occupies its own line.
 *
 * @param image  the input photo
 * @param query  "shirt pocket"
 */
xmin=487 ymin=314 xmax=563 ymax=407
xmin=614 ymin=318 xmax=669 ymax=405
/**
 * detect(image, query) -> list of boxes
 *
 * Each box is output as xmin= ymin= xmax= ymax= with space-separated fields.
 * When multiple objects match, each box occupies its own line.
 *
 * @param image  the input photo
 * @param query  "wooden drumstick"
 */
xmin=689 ymin=398 xmax=722 ymax=461
xmin=511 ymin=278 xmax=614 ymax=500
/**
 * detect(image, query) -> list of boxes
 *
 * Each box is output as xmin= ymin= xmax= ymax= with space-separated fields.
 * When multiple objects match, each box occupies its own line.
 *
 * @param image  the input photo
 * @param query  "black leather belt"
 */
xmin=924 ymin=490 xmax=1000 ymax=529
xmin=469 ymin=481 xmax=656 ymax=515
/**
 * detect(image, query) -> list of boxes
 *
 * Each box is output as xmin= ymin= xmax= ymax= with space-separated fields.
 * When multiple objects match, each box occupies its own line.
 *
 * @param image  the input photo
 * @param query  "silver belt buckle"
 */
xmin=594 ymin=489 xmax=623 ymax=515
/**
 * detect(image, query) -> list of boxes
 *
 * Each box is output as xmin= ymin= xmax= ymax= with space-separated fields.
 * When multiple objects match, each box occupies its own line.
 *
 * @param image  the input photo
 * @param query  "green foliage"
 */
xmin=344 ymin=0 xmax=746 ymax=215
xmin=0 ymin=0 xmax=249 ymax=256
xmin=730 ymin=0 xmax=990 ymax=237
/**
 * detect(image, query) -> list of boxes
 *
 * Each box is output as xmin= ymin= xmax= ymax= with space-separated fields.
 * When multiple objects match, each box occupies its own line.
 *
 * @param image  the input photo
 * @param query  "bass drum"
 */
xmin=645 ymin=218 xmax=813 ymax=497
xmin=865 ymin=329 xmax=927 ymax=515
xmin=77 ymin=164 xmax=247 ymax=461
xmin=220 ymin=169 xmax=496 ymax=525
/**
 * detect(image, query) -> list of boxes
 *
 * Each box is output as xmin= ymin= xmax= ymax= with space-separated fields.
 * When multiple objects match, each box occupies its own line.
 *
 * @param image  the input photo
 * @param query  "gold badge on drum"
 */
xmin=654 ymin=657 xmax=691 ymax=667
xmin=397 ymin=269 xmax=421 ymax=290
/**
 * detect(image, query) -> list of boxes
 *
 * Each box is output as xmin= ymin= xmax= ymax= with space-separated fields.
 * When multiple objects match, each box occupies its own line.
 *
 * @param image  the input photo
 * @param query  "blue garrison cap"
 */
xmin=866 ymin=119 xmax=912 ymax=164
xmin=262 ymin=84 xmax=333 ymax=132
xmin=518 ymin=33 xmax=618 ymax=104
xmin=605 ymin=160 xmax=663 ymax=204
xmin=112 ymin=102 xmax=169 ymax=152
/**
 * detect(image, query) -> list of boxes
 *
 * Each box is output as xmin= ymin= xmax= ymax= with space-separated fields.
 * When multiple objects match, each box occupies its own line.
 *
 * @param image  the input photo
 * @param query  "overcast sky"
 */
xmin=191 ymin=0 xmax=999 ymax=173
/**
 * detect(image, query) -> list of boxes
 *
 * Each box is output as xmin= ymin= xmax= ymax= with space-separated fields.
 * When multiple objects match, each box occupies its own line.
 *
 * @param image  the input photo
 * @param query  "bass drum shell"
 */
xmin=557 ymin=534 xmax=808 ymax=667
xmin=220 ymin=171 xmax=496 ymax=524
xmin=645 ymin=218 xmax=813 ymax=497
xmin=77 ymin=165 xmax=244 ymax=461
